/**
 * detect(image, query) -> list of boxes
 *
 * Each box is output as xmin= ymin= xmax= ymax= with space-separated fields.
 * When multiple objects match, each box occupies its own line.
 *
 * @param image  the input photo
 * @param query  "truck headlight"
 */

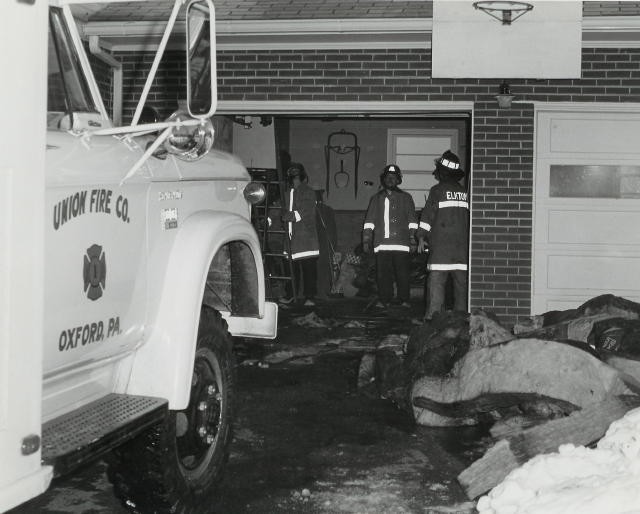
xmin=243 ymin=182 xmax=266 ymax=205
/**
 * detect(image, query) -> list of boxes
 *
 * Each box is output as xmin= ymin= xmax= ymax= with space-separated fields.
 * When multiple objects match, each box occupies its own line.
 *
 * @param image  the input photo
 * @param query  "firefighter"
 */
xmin=282 ymin=163 xmax=319 ymax=306
xmin=417 ymin=150 xmax=469 ymax=320
xmin=362 ymin=164 xmax=418 ymax=308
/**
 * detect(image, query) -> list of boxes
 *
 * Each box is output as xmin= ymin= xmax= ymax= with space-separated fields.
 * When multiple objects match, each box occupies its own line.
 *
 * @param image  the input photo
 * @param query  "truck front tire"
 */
xmin=107 ymin=306 xmax=236 ymax=513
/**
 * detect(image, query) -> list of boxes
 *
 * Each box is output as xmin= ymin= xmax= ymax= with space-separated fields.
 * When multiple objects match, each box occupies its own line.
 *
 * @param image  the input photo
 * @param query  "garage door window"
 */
xmin=550 ymin=165 xmax=640 ymax=199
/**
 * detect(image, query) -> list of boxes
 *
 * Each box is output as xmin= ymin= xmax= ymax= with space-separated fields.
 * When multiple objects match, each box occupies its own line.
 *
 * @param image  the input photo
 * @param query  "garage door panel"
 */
xmin=543 ymin=296 xmax=640 ymax=313
xmin=538 ymin=111 xmax=640 ymax=157
xmin=548 ymin=209 xmax=640 ymax=245
xmin=547 ymin=254 xmax=640 ymax=291
xmin=550 ymin=118 xmax=640 ymax=155
xmin=534 ymin=107 xmax=640 ymax=314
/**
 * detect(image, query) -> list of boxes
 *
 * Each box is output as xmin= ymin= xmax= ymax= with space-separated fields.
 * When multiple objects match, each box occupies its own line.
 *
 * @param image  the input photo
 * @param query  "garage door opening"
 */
xmin=223 ymin=112 xmax=472 ymax=305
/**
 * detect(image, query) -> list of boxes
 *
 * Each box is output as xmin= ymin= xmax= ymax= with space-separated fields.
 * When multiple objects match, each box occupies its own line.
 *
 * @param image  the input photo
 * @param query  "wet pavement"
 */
xmin=11 ymin=298 xmax=484 ymax=514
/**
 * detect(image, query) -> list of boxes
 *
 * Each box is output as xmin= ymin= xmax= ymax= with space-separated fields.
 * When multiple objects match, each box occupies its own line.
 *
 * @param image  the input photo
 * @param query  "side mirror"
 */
xmin=186 ymin=0 xmax=217 ymax=119
xmin=164 ymin=111 xmax=215 ymax=162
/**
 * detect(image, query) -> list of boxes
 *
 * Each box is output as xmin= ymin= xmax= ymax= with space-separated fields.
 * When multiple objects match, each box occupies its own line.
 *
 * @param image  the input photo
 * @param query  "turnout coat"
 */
xmin=287 ymin=183 xmax=319 ymax=260
xmin=363 ymin=188 xmax=417 ymax=252
xmin=418 ymin=178 xmax=469 ymax=271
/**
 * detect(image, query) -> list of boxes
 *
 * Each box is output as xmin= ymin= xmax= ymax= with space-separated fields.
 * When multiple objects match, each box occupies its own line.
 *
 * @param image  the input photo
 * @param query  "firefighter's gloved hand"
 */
xmin=363 ymin=241 xmax=372 ymax=254
xmin=417 ymin=238 xmax=429 ymax=254
xmin=282 ymin=212 xmax=296 ymax=222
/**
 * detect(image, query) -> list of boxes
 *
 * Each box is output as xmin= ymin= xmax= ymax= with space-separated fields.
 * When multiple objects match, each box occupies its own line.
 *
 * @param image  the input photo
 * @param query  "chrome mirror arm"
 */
xmin=119 ymin=126 xmax=173 ymax=186
xmin=130 ymin=0 xmax=185 ymax=127
xmin=85 ymin=118 xmax=203 ymax=138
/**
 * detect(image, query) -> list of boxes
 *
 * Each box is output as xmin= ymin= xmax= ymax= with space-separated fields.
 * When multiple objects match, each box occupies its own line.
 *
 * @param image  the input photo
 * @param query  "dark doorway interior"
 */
xmin=232 ymin=113 xmax=472 ymax=303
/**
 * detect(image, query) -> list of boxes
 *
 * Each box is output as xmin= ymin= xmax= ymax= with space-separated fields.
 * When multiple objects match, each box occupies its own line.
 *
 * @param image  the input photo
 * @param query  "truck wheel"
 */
xmin=107 ymin=306 xmax=236 ymax=514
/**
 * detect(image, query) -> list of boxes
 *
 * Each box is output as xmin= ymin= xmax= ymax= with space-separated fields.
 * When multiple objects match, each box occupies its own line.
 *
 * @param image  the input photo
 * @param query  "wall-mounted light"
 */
xmin=473 ymin=1 xmax=533 ymax=25
xmin=495 ymin=81 xmax=515 ymax=108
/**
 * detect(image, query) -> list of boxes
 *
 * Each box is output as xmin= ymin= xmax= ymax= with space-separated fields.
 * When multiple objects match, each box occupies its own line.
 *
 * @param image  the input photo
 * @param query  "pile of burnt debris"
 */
xmin=359 ymin=294 xmax=640 ymax=499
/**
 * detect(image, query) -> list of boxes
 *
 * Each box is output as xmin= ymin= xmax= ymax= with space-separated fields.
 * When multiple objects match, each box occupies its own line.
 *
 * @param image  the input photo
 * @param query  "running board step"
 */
xmin=42 ymin=393 xmax=168 ymax=477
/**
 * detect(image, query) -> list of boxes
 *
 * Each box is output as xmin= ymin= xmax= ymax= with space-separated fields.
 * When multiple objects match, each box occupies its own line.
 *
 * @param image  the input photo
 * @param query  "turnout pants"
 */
xmin=376 ymin=251 xmax=410 ymax=303
xmin=425 ymin=270 xmax=467 ymax=319
xmin=293 ymin=257 xmax=318 ymax=299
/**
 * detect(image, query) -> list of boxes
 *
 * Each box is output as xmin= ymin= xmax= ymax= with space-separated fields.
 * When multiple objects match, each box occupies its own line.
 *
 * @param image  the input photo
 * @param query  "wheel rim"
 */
xmin=176 ymin=344 xmax=224 ymax=478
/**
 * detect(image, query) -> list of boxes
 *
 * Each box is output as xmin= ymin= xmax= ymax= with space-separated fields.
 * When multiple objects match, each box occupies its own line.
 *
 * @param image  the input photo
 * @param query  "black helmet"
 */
xmin=287 ymin=162 xmax=307 ymax=182
xmin=434 ymin=150 xmax=464 ymax=181
xmin=380 ymin=164 xmax=402 ymax=185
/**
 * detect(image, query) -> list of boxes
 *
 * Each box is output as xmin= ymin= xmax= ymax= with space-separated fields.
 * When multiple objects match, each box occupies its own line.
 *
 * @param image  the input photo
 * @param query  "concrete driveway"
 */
xmin=11 ymin=298 xmax=481 ymax=514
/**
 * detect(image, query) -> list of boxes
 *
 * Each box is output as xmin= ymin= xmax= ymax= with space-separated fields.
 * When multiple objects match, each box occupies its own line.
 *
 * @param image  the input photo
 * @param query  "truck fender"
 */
xmin=126 ymin=210 xmax=264 ymax=409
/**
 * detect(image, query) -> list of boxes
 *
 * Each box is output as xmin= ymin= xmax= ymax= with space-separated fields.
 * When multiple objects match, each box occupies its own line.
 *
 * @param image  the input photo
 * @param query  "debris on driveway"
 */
xmin=290 ymin=312 xmax=339 ymax=328
xmin=412 ymin=338 xmax=635 ymax=427
xmin=246 ymin=307 xmax=412 ymax=368
xmin=343 ymin=320 xmax=367 ymax=329
xmin=359 ymin=294 xmax=640 ymax=501
xmin=263 ymin=345 xmax=326 ymax=365
xmin=261 ymin=332 xmax=408 ymax=367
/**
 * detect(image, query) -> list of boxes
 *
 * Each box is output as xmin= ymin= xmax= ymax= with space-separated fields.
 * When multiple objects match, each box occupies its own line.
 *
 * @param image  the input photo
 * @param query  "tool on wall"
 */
xmin=324 ymin=129 xmax=360 ymax=198
xmin=334 ymin=160 xmax=349 ymax=189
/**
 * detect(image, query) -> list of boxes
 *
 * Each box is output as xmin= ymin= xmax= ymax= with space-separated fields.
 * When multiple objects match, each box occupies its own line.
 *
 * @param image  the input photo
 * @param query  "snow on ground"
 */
xmin=477 ymin=406 xmax=640 ymax=514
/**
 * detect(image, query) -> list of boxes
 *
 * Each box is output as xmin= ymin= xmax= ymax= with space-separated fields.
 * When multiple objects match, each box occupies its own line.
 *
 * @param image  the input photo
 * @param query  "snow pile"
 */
xmin=477 ymin=407 xmax=640 ymax=514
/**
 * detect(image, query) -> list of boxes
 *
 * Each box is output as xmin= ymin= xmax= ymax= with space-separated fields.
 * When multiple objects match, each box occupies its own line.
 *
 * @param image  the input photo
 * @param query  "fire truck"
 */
xmin=0 ymin=1 xmax=277 ymax=512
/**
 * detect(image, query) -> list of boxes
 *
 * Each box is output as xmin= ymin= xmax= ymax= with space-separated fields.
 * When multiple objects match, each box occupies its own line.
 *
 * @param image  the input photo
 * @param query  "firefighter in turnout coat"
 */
xmin=282 ymin=163 xmax=319 ymax=306
xmin=418 ymin=150 xmax=469 ymax=320
xmin=363 ymin=164 xmax=417 ymax=308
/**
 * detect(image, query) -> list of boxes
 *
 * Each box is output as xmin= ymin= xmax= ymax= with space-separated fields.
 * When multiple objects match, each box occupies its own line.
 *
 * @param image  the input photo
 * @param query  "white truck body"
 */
xmin=1 ymin=1 xmax=277 ymax=511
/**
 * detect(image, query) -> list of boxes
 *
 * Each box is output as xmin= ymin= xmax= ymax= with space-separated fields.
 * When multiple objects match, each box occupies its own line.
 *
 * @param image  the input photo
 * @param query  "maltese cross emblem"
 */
xmin=83 ymin=244 xmax=106 ymax=301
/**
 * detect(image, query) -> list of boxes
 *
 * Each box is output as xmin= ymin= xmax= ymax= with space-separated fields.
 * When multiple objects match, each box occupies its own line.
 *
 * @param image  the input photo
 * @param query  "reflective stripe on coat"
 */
xmin=288 ymin=183 xmax=319 ymax=260
xmin=418 ymin=180 xmax=469 ymax=271
xmin=362 ymin=188 xmax=417 ymax=253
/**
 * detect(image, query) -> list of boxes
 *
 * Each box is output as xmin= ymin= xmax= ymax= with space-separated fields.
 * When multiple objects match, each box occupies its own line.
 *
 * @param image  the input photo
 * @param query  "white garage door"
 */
xmin=534 ymin=106 xmax=640 ymax=314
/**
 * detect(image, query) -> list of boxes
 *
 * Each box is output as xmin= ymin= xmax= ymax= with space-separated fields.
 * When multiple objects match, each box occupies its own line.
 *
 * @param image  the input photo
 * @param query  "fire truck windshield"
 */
xmin=48 ymin=8 xmax=97 ymax=128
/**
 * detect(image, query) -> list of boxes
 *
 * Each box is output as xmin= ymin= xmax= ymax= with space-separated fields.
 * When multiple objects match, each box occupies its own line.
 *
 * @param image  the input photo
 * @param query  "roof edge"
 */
xmin=81 ymin=15 xmax=640 ymax=51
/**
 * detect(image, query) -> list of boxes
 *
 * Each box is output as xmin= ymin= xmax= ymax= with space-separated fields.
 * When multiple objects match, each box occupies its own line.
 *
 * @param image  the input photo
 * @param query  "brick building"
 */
xmin=78 ymin=1 xmax=640 ymax=324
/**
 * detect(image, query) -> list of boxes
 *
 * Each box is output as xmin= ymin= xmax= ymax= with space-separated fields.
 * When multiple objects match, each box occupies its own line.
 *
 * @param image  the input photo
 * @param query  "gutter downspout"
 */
xmin=89 ymin=35 xmax=122 ymax=126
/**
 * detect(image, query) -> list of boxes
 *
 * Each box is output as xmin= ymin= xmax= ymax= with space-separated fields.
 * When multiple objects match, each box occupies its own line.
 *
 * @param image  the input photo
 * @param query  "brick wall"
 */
xmin=471 ymin=102 xmax=534 ymax=321
xmin=111 ymin=46 xmax=640 ymax=324
xmin=115 ymin=51 xmax=187 ymax=121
